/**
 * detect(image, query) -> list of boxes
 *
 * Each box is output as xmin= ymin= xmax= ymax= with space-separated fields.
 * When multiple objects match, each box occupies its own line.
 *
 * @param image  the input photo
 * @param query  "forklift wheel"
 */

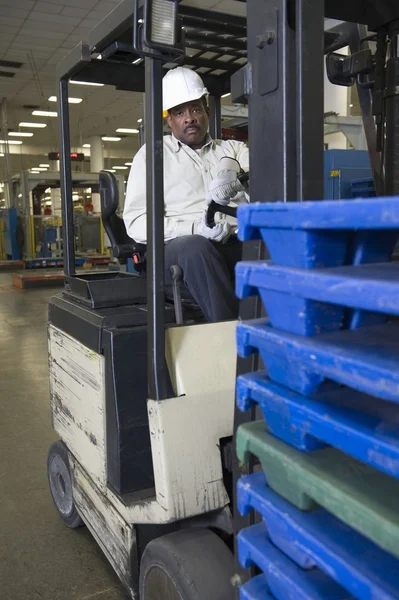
xmin=139 ymin=528 xmax=235 ymax=600
xmin=47 ymin=441 xmax=84 ymax=529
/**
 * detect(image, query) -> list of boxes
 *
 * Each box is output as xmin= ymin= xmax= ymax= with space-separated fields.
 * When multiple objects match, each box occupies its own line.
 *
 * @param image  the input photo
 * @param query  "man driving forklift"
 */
xmin=123 ymin=66 xmax=249 ymax=322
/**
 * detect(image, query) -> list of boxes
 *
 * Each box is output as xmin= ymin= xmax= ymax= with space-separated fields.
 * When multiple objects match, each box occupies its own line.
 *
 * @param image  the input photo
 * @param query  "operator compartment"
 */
xmin=48 ymin=271 xmax=175 ymax=497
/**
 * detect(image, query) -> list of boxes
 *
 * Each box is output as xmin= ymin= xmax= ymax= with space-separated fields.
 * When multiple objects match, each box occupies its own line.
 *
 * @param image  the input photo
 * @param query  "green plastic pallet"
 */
xmin=236 ymin=421 xmax=399 ymax=558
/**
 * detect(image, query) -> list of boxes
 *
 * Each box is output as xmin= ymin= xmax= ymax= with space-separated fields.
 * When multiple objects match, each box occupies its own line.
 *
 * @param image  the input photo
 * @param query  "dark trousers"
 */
xmin=164 ymin=235 xmax=242 ymax=322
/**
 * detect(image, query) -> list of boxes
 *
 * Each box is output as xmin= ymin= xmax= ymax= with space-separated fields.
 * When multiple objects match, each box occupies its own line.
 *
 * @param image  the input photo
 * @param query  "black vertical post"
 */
xmin=296 ymin=0 xmax=324 ymax=200
xmin=350 ymin=24 xmax=384 ymax=196
xmin=384 ymin=24 xmax=399 ymax=196
xmin=208 ymin=94 xmax=222 ymax=139
xmin=58 ymin=78 xmax=75 ymax=277
xmin=145 ymin=57 xmax=168 ymax=401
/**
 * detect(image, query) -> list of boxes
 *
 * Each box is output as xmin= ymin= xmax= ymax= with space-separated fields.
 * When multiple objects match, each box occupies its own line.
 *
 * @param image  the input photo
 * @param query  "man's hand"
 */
xmin=207 ymin=170 xmax=241 ymax=206
xmin=195 ymin=213 xmax=231 ymax=243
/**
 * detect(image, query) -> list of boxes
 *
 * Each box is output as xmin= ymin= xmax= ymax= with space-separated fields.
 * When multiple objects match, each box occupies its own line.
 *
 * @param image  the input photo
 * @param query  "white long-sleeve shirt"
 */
xmin=123 ymin=134 xmax=249 ymax=244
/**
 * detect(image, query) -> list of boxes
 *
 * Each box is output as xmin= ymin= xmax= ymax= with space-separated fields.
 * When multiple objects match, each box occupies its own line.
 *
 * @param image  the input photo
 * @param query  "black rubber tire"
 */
xmin=139 ymin=528 xmax=235 ymax=600
xmin=47 ymin=440 xmax=84 ymax=529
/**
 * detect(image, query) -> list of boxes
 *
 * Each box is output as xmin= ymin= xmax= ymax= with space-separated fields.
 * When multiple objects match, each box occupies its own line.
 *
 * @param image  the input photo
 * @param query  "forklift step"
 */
xmin=12 ymin=271 xmax=64 ymax=289
xmin=237 ymin=198 xmax=399 ymax=269
xmin=239 ymin=574 xmax=275 ymax=600
xmin=235 ymin=260 xmax=399 ymax=336
xmin=237 ymin=473 xmax=399 ymax=600
xmin=236 ymin=371 xmax=399 ymax=479
xmin=236 ymin=319 xmax=399 ymax=400
xmin=238 ymin=523 xmax=353 ymax=600
xmin=236 ymin=421 xmax=399 ymax=558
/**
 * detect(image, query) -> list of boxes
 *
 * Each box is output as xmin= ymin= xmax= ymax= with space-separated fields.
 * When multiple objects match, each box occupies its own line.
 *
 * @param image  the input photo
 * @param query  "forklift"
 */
xmin=47 ymin=1 xmax=246 ymax=598
xmin=47 ymin=0 xmax=399 ymax=598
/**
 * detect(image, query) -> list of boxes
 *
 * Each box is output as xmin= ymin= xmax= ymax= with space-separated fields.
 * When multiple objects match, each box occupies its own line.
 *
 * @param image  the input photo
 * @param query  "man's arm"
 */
xmin=123 ymin=147 xmax=198 ymax=244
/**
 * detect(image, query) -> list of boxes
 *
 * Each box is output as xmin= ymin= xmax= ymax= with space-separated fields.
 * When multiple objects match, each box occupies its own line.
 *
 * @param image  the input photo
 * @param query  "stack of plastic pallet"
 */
xmin=234 ymin=197 xmax=399 ymax=600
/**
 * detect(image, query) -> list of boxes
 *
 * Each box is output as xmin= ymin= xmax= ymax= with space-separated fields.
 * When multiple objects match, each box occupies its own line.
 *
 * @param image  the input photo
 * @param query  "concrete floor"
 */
xmin=0 ymin=273 xmax=127 ymax=600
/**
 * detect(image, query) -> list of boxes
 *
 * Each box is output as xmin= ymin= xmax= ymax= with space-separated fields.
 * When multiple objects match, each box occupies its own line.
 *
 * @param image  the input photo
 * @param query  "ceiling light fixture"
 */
xmin=125 ymin=162 xmax=132 ymax=166
xmin=19 ymin=122 xmax=47 ymax=128
xmin=116 ymin=128 xmax=139 ymax=134
xmin=0 ymin=153 xmax=4 ymax=157
xmin=132 ymin=58 xmax=142 ymax=65
xmin=112 ymin=166 xmax=128 ymax=170
xmin=82 ymin=143 xmax=91 ymax=148
xmin=39 ymin=164 xmax=50 ymax=167
xmin=70 ymin=80 xmax=104 ymax=87
xmin=33 ymin=167 xmax=48 ymax=171
xmin=0 ymin=139 xmax=23 ymax=144
xmin=137 ymin=118 xmax=143 ymax=123
xmin=32 ymin=110 xmax=57 ymax=117
xmin=221 ymin=93 xmax=231 ymax=98
xmin=102 ymin=136 xmax=121 ymax=141
xmin=8 ymin=131 xmax=33 ymax=137
xmin=48 ymin=96 xmax=83 ymax=104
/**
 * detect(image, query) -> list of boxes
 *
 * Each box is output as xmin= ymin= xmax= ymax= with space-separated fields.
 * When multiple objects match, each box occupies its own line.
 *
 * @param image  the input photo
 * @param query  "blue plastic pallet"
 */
xmin=237 ymin=319 xmax=399 ymax=400
xmin=237 ymin=199 xmax=399 ymax=269
xmin=240 ymin=575 xmax=276 ymax=600
xmin=235 ymin=261 xmax=399 ymax=336
xmin=236 ymin=371 xmax=399 ymax=479
xmin=238 ymin=523 xmax=353 ymax=600
xmin=237 ymin=473 xmax=399 ymax=600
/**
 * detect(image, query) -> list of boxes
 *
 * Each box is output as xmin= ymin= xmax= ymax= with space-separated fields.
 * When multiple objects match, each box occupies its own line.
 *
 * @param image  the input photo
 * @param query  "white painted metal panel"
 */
xmin=148 ymin=321 xmax=237 ymax=520
xmin=70 ymin=456 xmax=138 ymax=598
xmin=48 ymin=325 xmax=107 ymax=490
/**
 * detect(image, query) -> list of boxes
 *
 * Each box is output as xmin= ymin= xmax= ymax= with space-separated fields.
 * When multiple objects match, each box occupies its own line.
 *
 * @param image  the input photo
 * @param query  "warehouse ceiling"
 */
xmin=0 ymin=0 xmax=246 ymax=175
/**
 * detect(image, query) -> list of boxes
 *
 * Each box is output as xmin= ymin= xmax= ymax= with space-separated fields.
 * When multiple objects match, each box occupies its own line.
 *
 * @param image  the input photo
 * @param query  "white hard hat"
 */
xmin=162 ymin=67 xmax=209 ymax=113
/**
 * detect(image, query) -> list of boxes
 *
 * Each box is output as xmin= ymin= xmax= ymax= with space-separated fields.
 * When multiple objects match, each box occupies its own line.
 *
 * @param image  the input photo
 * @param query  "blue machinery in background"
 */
xmin=0 ymin=208 xmax=22 ymax=260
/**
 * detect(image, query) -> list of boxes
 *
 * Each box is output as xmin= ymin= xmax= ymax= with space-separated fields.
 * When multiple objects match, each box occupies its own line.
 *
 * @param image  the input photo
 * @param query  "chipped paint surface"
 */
xmin=48 ymin=325 xmax=107 ymax=490
xmin=70 ymin=456 xmax=139 ymax=598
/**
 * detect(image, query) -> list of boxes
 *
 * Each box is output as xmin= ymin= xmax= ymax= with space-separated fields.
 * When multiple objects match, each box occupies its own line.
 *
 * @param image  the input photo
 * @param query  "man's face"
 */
xmin=167 ymin=99 xmax=209 ymax=149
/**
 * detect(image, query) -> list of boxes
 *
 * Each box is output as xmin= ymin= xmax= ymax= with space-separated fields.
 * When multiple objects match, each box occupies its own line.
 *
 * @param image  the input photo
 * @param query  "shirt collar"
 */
xmin=171 ymin=133 xmax=214 ymax=153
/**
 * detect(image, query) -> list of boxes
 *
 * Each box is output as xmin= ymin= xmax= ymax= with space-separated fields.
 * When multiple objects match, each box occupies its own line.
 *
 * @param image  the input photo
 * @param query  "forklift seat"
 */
xmin=99 ymin=170 xmax=146 ymax=272
xmin=99 ymin=170 xmax=203 ymax=323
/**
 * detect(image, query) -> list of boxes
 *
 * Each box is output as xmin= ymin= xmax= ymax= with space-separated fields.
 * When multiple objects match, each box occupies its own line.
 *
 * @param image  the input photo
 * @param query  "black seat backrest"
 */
xmin=99 ymin=170 xmax=145 ymax=261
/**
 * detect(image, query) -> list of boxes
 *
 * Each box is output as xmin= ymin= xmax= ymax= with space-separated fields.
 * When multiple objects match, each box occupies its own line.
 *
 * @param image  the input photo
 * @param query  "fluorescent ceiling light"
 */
xmin=221 ymin=93 xmax=230 ymax=98
xmin=0 ymin=153 xmax=4 ymax=157
xmin=44 ymin=196 xmax=51 ymax=200
xmin=137 ymin=118 xmax=142 ymax=123
xmin=45 ymin=187 xmax=51 ymax=193
xmin=0 ymin=139 xmax=23 ymax=144
xmin=32 ymin=110 xmax=57 ymax=117
xmin=102 ymin=136 xmax=121 ymax=141
xmin=48 ymin=96 xmax=82 ymax=104
xmin=82 ymin=143 xmax=90 ymax=148
xmin=132 ymin=58 xmax=142 ymax=65
xmin=70 ymin=80 xmax=104 ymax=87
xmin=19 ymin=122 xmax=47 ymax=128
xmin=9 ymin=131 xmax=33 ymax=137
xmin=106 ymin=169 xmax=116 ymax=173
xmin=112 ymin=166 xmax=128 ymax=170
xmin=125 ymin=162 xmax=132 ymax=166
xmin=18 ymin=193 xmax=22 ymax=198
xmin=116 ymin=128 xmax=139 ymax=134
xmin=40 ymin=164 xmax=50 ymax=167
xmin=45 ymin=201 xmax=52 ymax=206
xmin=33 ymin=167 xmax=48 ymax=171
xmin=72 ymin=194 xmax=79 ymax=201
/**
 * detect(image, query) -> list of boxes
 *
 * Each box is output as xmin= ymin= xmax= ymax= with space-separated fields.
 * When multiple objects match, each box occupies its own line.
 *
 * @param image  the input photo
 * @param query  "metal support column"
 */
xmin=58 ymin=79 xmax=76 ymax=277
xmin=296 ymin=0 xmax=324 ymax=200
xmin=384 ymin=22 xmax=399 ymax=196
xmin=145 ymin=57 xmax=168 ymax=401
xmin=208 ymin=95 xmax=222 ymax=139
xmin=350 ymin=24 xmax=384 ymax=195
